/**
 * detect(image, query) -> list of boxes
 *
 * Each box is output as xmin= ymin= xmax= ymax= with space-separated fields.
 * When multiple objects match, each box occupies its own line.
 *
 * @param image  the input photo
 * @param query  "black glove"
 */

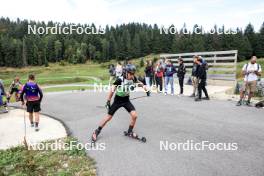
xmin=146 ymin=91 xmax=150 ymax=97
xmin=105 ymin=100 xmax=111 ymax=110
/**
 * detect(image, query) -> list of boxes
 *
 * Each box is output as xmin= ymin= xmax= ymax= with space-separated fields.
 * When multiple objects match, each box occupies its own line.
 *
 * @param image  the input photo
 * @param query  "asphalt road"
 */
xmin=40 ymin=91 xmax=264 ymax=176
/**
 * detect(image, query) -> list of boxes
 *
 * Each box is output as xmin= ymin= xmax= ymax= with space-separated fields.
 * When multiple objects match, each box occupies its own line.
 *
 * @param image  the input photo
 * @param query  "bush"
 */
xmin=59 ymin=60 xmax=67 ymax=66
xmin=140 ymin=58 xmax=144 ymax=67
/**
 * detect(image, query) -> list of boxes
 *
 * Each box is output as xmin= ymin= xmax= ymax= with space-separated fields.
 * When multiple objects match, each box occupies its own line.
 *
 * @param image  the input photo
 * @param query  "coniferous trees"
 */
xmin=0 ymin=17 xmax=263 ymax=67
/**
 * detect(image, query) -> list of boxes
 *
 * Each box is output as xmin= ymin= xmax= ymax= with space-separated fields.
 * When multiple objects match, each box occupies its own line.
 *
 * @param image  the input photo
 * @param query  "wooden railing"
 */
xmin=160 ymin=50 xmax=238 ymax=81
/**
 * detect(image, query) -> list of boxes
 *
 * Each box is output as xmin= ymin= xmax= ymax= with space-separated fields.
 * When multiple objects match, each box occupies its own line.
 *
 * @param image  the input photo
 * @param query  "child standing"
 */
xmin=20 ymin=74 xmax=43 ymax=131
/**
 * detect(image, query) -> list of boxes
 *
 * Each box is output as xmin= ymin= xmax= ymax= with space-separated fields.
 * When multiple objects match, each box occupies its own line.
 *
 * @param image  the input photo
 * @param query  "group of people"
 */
xmin=0 ymin=55 xmax=261 ymax=142
xmin=93 ymin=56 xmax=210 ymax=142
xmin=108 ymin=56 xmax=210 ymax=101
xmin=0 ymin=75 xmax=43 ymax=131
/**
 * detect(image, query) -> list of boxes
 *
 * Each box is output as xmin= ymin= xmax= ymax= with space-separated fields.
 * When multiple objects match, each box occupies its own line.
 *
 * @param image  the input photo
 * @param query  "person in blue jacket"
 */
xmin=164 ymin=59 xmax=177 ymax=95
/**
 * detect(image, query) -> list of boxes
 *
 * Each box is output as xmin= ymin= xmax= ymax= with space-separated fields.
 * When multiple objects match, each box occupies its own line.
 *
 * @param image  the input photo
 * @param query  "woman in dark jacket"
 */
xmin=177 ymin=58 xmax=186 ymax=95
xmin=145 ymin=60 xmax=154 ymax=89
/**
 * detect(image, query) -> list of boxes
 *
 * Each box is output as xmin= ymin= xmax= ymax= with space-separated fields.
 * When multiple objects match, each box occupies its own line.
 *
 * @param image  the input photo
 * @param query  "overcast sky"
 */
xmin=0 ymin=0 xmax=263 ymax=31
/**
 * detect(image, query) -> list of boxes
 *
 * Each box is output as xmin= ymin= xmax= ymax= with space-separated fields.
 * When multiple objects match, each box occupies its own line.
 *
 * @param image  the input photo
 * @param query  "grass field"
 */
xmin=0 ymin=61 xmax=109 ymax=86
xmin=0 ymin=137 xmax=96 ymax=176
xmin=0 ymin=56 xmax=263 ymax=92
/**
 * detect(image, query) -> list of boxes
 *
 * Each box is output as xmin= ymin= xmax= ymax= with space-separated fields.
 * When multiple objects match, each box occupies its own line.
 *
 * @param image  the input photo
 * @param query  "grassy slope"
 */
xmin=0 ymin=137 xmax=96 ymax=176
xmin=0 ymin=56 xmax=262 ymax=92
xmin=0 ymin=61 xmax=109 ymax=86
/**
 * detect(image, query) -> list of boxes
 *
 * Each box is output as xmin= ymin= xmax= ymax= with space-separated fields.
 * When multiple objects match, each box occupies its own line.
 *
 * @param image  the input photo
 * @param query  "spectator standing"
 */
xmin=177 ymin=58 xmax=186 ymax=95
xmin=164 ymin=59 xmax=177 ymax=95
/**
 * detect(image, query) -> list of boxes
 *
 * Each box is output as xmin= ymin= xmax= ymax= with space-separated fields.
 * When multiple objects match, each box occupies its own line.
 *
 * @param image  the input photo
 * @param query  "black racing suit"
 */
xmin=196 ymin=64 xmax=209 ymax=99
xmin=108 ymin=77 xmax=137 ymax=116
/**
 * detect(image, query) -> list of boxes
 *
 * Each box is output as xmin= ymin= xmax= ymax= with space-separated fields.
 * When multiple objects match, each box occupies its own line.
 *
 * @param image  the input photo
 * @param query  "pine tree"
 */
xmin=54 ymin=40 xmax=62 ymax=62
xmin=101 ymin=39 xmax=110 ymax=61
xmin=244 ymin=23 xmax=256 ymax=55
xmin=255 ymin=22 xmax=264 ymax=57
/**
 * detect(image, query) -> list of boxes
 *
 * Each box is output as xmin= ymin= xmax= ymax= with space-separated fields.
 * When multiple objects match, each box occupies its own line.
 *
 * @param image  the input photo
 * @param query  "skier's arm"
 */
xmin=20 ymin=87 xmax=25 ymax=105
xmin=107 ymin=85 xmax=116 ymax=101
xmin=9 ymin=81 xmax=14 ymax=93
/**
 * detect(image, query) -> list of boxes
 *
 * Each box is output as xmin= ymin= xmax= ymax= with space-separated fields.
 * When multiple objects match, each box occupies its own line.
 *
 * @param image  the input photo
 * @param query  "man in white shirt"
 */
xmin=237 ymin=56 xmax=262 ymax=106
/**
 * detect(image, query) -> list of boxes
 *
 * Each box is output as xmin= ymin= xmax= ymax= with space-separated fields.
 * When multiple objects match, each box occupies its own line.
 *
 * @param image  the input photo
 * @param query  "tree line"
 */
xmin=0 ymin=17 xmax=263 ymax=67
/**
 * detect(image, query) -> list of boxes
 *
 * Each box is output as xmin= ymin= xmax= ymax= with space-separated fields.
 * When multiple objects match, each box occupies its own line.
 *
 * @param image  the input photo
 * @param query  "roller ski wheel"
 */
xmin=124 ymin=131 xmax=146 ymax=143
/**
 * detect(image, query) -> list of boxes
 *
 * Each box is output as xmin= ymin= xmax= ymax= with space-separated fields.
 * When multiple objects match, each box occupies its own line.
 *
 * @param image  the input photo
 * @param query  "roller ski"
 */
xmin=124 ymin=131 xmax=146 ymax=143
xmin=91 ymin=128 xmax=101 ymax=143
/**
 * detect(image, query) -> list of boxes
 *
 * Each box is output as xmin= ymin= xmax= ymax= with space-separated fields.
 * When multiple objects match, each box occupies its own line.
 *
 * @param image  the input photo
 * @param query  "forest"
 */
xmin=0 ymin=17 xmax=263 ymax=67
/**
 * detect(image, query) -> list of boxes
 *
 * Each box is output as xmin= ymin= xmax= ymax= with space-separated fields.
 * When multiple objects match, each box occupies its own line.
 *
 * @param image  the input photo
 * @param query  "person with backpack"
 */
xmin=7 ymin=76 xmax=22 ymax=102
xmin=237 ymin=56 xmax=262 ymax=106
xmin=91 ymin=64 xmax=150 ymax=142
xmin=177 ymin=57 xmax=186 ymax=95
xmin=164 ymin=59 xmax=177 ymax=95
xmin=0 ymin=79 xmax=8 ymax=113
xmin=195 ymin=58 xmax=210 ymax=101
xmin=20 ymin=74 xmax=43 ymax=132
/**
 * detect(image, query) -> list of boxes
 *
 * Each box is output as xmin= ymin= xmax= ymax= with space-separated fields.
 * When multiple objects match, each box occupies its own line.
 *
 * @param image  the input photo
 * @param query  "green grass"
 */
xmin=1 ymin=56 xmax=262 ymax=93
xmin=0 ymin=55 xmax=157 ymax=91
xmin=43 ymin=86 xmax=93 ymax=92
xmin=0 ymin=61 xmax=109 ymax=87
xmin=0 ymin=137 xmax=96 ymax=176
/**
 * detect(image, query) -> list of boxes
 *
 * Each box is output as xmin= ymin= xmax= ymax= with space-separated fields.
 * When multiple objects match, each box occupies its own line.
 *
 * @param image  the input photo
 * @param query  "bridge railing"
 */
xmin=160 ymin=50 xmax=238 ymax=82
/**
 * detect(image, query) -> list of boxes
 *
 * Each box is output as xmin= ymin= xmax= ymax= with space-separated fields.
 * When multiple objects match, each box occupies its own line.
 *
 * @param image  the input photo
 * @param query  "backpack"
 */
xmin=245 ymin=63 xmax=260 ymax=72
xmin=24 ymin=83 xmax=40 ymax=96
xmin=202 ymin=59 xmax=209 ymax=70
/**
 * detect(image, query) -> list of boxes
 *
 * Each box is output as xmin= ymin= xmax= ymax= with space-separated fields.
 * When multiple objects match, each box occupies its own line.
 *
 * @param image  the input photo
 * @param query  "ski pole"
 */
xmin=23 ymin=105 xmax=28 ymax=149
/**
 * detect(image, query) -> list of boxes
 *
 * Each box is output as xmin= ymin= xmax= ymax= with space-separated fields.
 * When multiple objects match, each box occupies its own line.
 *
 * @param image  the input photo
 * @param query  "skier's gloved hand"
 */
xmin=146 ymin=91 xmax=150 ymax=97
xmin=105 ymin=100 xmax=111 ymax=110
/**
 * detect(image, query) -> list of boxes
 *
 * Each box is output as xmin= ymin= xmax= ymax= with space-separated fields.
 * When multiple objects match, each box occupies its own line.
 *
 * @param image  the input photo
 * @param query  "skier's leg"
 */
xmin=99 ymin=114 xmax=113 ymax=128
xmin=34 ymin=112 xmax=40 ymax=131
xmin=92 ymin=100 xmax=120 ymax=141
xmin=123 ymin=101 xmax=137 ymax=134
xmin=29 ymin=113 xmax=34 ymax=124
xmin=129 ymin=111 xmax=137 ymax=128
xmin=92 ymin=114 xmax=113 ymax=141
